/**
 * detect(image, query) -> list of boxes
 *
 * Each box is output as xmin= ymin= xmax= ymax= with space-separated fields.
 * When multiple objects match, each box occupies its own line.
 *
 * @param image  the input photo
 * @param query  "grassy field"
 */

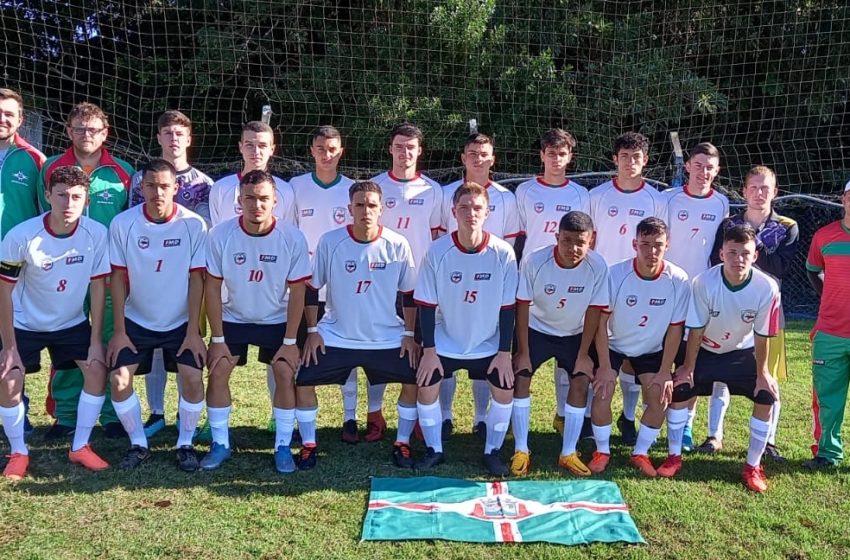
xmin=2 ymin=320 xmax=850 ymax=559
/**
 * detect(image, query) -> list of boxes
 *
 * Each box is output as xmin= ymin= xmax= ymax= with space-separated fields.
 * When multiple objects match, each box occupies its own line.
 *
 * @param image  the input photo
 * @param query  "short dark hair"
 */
xmin=723 ymin=223 xmax=757 ymax=245
xmin=464 ymin=132 xmax=494 ymax=151
xmin=389 ymin=122 xmax=424 ymax=145
xmin=0 ymin=88 xmax=24 ymax=117
xmin=311 ymin=125 xmax=341 ymax=144
xmin=688 ymin=142 xmax=720 ymax=161
xmin=635 ymin=217 xmax=668 ymax=238
xmin=540 ymin=128 xmax=576 ymax=152
xmin=48 ymin=166 xmax=89 ymax=193
xmin=613 ymin=132 xmax=649 ymax=155
xmin=157 ymin=110 xmax=192 ymax=132
xmin=452 ymin=181 xmax=489 ymax=206
xmin=559 ymin=211 xmax=594 ymax=233
xmin=349 ymin=180 xmax=382 ymax=201
xmin=240 ymin=169 xmax=274 ymax=189
xmin=140 ymin=158 xmax=177 ymax=178
xmin=67 ymin=102 xmax=109 ymax=128
xmin=242 ymin=121 xmax=274 ymax=138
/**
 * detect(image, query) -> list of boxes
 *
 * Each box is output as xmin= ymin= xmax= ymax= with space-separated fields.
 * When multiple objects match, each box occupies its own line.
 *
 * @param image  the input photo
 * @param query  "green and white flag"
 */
xmin=362 ymin=476 xmax=644 ymax=545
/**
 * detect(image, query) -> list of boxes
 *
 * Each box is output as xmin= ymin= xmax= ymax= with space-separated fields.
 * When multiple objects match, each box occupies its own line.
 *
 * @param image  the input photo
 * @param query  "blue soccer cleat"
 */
xmin=682 ymin=424 xmax=694 ymax=452
xmin=200 ymin=442 xmax=232 ymax=470
xmin=275 ymin=444 xmax=297 ymax=473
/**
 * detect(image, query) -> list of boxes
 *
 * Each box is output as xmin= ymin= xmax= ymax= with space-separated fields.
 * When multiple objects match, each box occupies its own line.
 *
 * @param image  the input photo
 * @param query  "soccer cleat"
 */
xmin=414 ymin=447 xmax=444 ymax=470
xmin=297 ymin=445 xmax=318 ymax=470
xmin=392 ymin=442 xmax=415 ymax=469
xmin=119 ymin=445 xmax=151 ymax=470
xmin=802 ymin=456 xmax=835 ymax=470
xmin=44 ymin=421 xmax=75 ymax=441
xmin=694 ymin=436 xmax=722 ymax=454
xmin=558 ymin=452 xmax=591 ymax=477
xmin=580 ymin=417 xmax=593 ymax=440
xmin=274 ymin=444 xmax=297 ymax=473
xmin=552 ymin=413 xmax=565 ymax=435
xmin=483 ymin=449 xmax=510 ymax=477
xmin=143 ymin=414 xmax=166 ymax=438
xmin=176 ymin=445 xmax=200 ymax=472
xmin=193 ymin=420 xmax=212 ymax=445
xmin=3 ymin=453 xmax=29 ymax=481
xmin=588 ymin=451 xmax=610 ymax=474
xmin=763 ymin=443 xmax=786 ymax=463
xmin=617 ymin=413 xmax=637 ymax=446
xmin=341 ymin=419 xmax=359 ymax=444
xmin=69 ymin=444 xmax=109 ymax=471
xmin=510 ymin=451 xmax=531 ymax=476
xmin=266 ymin=416 xmax=276 ymax=433
xmin=656 ymin=454 xmax=683 ymax=478
xmin=103 ymin=422 xmax=127 ymax=440
xmin=682 ymin=425 xmax=694 ymax=452
xmin=629 ymin=454 xmax=657 ymax=477
xmin=742 ymin=464 xmax=768 ymax=493
xmin=472 ymin=421 xmax=487 ymax=440
xmin=364 ymin=411 xmax=387 ymax=442
xmin=200 ymin=442 xmax=232 ymax=470
xmin=441 ymin=419 xmax=454 ymax=441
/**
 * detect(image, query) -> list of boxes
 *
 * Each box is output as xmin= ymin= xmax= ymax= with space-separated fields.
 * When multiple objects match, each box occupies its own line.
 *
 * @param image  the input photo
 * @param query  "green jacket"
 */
xmin=0 ymin=134 xmax=46 ymax=238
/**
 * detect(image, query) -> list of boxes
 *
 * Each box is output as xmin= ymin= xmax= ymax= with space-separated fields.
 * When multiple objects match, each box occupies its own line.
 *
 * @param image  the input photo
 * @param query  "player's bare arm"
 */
xmin=301 ymin=288 xmax=324 ymax=366
xmin=106 ymin=267 xmax=136 ymax=365
xmin=512 ymin=301 xmax=532 ymax=375
xmin=673 ymin=326 xmax=703 ymax=388
xmin=86 ymin=277 xmax=107 ymax=368
xmin=399 ymin=294 xmax=419 ymax=369
xmin=574 ymin=306 xmax=601 ymax=381
xmin=177 ymin=269 xmax=207 ymax=367
xmin=0 ymin=279 xmax=23 ymax=376
xmin=271 ymin=280 xmax=305 ymax=371
xmin=592 ymin=311 xmax=616 ymax=400
xmin=648 ymin=323 xmax=683 ymax=406
xmin=754 ymin=334 xmax=778 ymax=400
xmin=204 ymin=274 xmax=235 ymax=370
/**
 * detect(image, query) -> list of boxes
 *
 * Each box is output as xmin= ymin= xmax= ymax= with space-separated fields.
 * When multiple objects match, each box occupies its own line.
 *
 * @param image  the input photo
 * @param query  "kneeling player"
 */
xmin=511 ymin=211 xmax=608 ymax=476
xmin=415 ymin=182 xmax=518 ymax=476
xmin=0 ymin=166 xmax=110 ymax=479
xmin=594 ymin=218 xmax=689 ymax=476
xmin=296 ymin=181 xmax=421 ymax=469
xmin=202 ymin=170 xmax=311 ymax=472
xmin=107 ymin=159 xmax=208 ymax=471
xmin=667 ymin=224 xmax=780 ymax=492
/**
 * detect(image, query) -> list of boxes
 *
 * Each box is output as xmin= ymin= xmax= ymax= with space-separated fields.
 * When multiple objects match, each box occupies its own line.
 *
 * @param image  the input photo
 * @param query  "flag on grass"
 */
xmin=362 ymin=476 xmax=644 ymax=545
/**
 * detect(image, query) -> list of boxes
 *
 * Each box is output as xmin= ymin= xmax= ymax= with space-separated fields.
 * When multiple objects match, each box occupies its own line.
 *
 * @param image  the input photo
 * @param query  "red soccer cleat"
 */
xmin=656 ymin=454 xmax=683 ymax=478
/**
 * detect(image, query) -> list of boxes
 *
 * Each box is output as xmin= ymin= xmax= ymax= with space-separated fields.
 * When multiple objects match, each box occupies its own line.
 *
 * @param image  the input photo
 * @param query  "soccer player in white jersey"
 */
xmin=0 ymin=167 xmax=110 ymax=480
xmin=663 ymin=142 xmax=729 ymax=450
xmin=437 ymin=133 xmax=520 ymax=439
xmin=290 ymin=126 xmax=361 ymax=443
xmin=129 ymin=110 xmax=215 ymax=438
xmin=664 ymin=225 xmax=780 ymax=493
xmin=296 ymin=181 xmax=421 ymax=470
xmin=364 ymin=123 xmax=442 ymax=442
xmin=511 ymin=211 xmax=608 ymax=477
xmin=590 ymin=132 xmax=668 ymax=446
xmin=515 ymin=128 xmax=591 ymax=436
xmin=106 ymin=159 xmax=208 ymax=472
xmin=202 ymin=170 xmax=311 ymax=472
xmin=415 ymin=182 xmax=519 ymax=476
xmin=595 ymin=217 xmax=690 ymax=477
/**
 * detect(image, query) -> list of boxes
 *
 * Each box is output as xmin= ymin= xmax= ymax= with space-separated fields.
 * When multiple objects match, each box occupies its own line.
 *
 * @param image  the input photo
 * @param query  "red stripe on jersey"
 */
xmin=143 ymin=203 xmax=179 ymax=224
xmin=588 ymin=304 xmax=607 ymax=309
xmin=613 ymin=177 xmax=646 ymax=193
xmin=536 ymin=176 xmax=569 ymax=188
xmin=288 ymin=274 xmax=311 ymax=284
xmin=306 ymin=283 xmax=319 ymax=291
xmin=0 ymin=275 xmax=17 ymax=285
xmin=388 ymin=170 xmax=421 ymax=183
xmin=206 ymin=272 xmax=224 ymax=280
xmin=90 ymin=273 xmax=110 ymax=280
xmin=189 ymin=266 xmax=206 ymax=273
xmin=414 ymin=298 xmax=437 ymax=308
xmin=110 ymin=265 xmax=128 ymax=271
xmin=451 ymin=231 xmax=489 ymax=254
xmin=503 ymin=231 xmax=521 ymax=239
xmin=43 ymin=214 xmax=79 ymax=238
xmin=500 ymin=303 xmax=515 ymax=309
xmin=683 ymin=186 xmax=714 ymax=199
xmin=670 ymin=320 xmax=685 ymax=326
xmin=516 ymin=298 xmax=532 ymax=304
xmin=768 ymin=297 xmax=780 ymax=336
xmin=399 ymin=290 xmax=414 ymax=295
xmin=517 ymin=230 xmax=527 ymax=237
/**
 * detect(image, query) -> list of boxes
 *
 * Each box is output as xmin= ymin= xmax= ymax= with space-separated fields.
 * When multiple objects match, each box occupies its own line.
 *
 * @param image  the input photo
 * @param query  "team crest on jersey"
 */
xmin=385 ymin=198 xmax=397 ymax=209
xmin=259 ymin=254 xmax=277 ymax=262
xmin=474 ymin=273 xmax=491 ymax=281
xmin=408 ymin=198 xmax=424 ymax=206
xmin=544 ymin=283 xmax=556 ymax=295
xmin=607 ymin=206 xmax=619 ymax=217
xmin=12 ymin=171 xmax=28 ymax=184
xmin=345 ymin=260 xmax=357 ymax=272
xmin=369 ymin=261 xmax=387 ymax=270
xmin=649 ymin=298 xmax=666 ymax=306
xmin=333 ymin=207 xmax=346 ymax=224
xmin=556 ymin=204 xmax=570 ymax=212
xmin=233 ymin=252 xmax=247 ymax=265
xmin=701 ymin=213 xmax=716 ymax=222
xmin=41 ymin=259 xmax=53 ymax=272
xmin=534 ymin=202 xmax=544 ymax=214
xmin=95 ymin=190 xmax=114 ymax=203
xmin=677 ymin=210 xmax=688 ymax=221
xmin=180 ymin=190 xmax=191 ymax=201
xmin=626 ymin=295 xmax=638 ymax=307
xmin=741 ymin=309 xmax=757 ymax=323
xmin=138 ymin=236 xmax=150 ymax=249
xmin=568 ymin=286 xmax=585 ymax=293
xmin=629 ymin=209 xmax=645 ymax=217
xmin=163 ymin=239 xmax=181 ymax=247
xmin=65 ymin=256 xmax=84 ymax=265
xmin=450 ymin=271 xmax=463 ymax=283
xmin=301 ymin=209 xmax=314 ymax=217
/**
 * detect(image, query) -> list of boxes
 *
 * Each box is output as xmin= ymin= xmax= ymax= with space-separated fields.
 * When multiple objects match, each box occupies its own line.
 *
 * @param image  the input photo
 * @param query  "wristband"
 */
xmin=307 ymin=327 xmax=319 ymax=334
xmin=402 ymin=330 xmax=415 ymax=338
xmin=282 ymin=337 xmax=298 ymax=346
xmin=210 ymin=336 xmax=225 ymax=344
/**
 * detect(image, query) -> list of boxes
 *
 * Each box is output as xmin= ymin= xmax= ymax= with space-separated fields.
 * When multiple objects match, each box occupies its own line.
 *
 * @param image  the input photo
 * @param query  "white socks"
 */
xmin=367 ymin=382 xmax=386 ymax=413
xmin=633 ymin=424 xmax=661 ymax=456
xmin=554 ymin=368 xmax=569 ymax=416
xmin=561 ymin=404 xmax=586 ymax=456
xmin=592 ymin=423 xmax=612 ymax=454
xmin=341 ymin=369 xmax=358 ymax=422
xmin=747 ymin=416 xmax=770 ymax=467
xmin=273 ymin=407 xmax=295 ymax=448
xmin=113 ymin=392 xmax=147 ymax=448
xmin=177 ymin=397 xmax=204 ymax=448
xmin=485 ymin=400 xmax=512 ymax=453
xmin=207 ymin=405 xmax=232 ymax=448
xmin=396 ymin=402 xmax=418 ymax=444
xmin=708 ymin=382 xmax=730 ymax=439
xmin=72 ymin=391 xmax=105 ymax=451
xmin=417 ymin=400 xmax=442 ymax=452
xmin=472 ymin=379 xmax=491 ymax=423
xmin=666 ymin=407 xmax=690 ymax=456
xmin=0 ymin=402 xmax=27 ymax=455
xmin=511 ymin=397 xmax=531 ymax=453
xmin=619 ymin=372 xmax=641 ymax=422
xmin=295 ymin=407 xmax=318 ymax=446
xmin=144 ymin=348 xmax=167 ymax=415
xmin=439 ymin=375 xmax=457 ymax=421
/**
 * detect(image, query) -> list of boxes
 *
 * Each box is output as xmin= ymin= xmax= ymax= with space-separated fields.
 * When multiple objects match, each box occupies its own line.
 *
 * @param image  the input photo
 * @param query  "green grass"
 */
xmin=2 ymin=320 xmax=850 ymax=559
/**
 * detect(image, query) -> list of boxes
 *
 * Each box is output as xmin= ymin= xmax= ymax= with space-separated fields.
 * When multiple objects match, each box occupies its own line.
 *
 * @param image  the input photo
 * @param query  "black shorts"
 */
xmin=296 ymin=302 xmax=326 ymax=348
xmin=223 ymin=321 xmax=286 ymax=365
xmin=607 ymin=349 xmax=664 ymax=385
xmin=11 ymin=321 xmax=91 ymax=374
xmin=112 ymin=319 xmax=203 ymax=374
xmin=672 ymin=346 xmax=775 ymax=405
xmin=296 ymin=346 xmax=417 ymax=386
xmin=517 ymin=329 xmax=584 ymax=379
xmin=435 ymin=355 xmax=512 ymax=390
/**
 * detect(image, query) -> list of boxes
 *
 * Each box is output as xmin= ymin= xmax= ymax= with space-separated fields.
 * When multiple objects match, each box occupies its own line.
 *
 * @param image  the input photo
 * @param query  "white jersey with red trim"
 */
xmin=207 ymin=217 xmax=311 ymax=325
xmin=371 ymin=171 xmax=442 ymax=268
xmin=515 ymin=177 xmax=591 ymax=255
xmin=439 ymin=179 xmax=520 ymax=242
xmin=663 ymin=187 xmax=729 ymax=279
xmin=516 ymin=245 xmax=608 ymax=337
xmin=414 ymin=232 xmax=518 ymax=359
xmin=310 ymin=225 xmax=416 ymax=350
xmin=590 ymin=179 xmax=668 ymax=264
xmin=0 ymin=215 xmax=109 ymax=332
xmin=686 ymin=264 xmax=780 ymax=354
xmin=109 ymin=204 xmax=207 ymax=331
xmin=605 ymin=258 xmax=690 ymax=356
xmin=208 ymin=173 xmax=296 ymax=227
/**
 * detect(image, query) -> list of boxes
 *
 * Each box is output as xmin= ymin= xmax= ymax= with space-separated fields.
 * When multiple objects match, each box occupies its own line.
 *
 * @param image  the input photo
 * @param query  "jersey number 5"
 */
xmin=464 ymin=290 xmax=478 ymax=303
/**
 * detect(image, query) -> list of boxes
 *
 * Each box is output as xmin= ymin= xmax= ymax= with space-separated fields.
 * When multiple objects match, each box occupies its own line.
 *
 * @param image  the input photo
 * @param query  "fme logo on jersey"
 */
xmin=233 ymin=252 xmax=246 ymax=265
xmin=450 ymin=271 xmax=463 ymax=283
xmin=345 ymin=260 xmax=357 ymax=273
xmin=701 ymin=213 xmax=716 ymax=221
xmin=369 ymin=261 xmax=386 ymax=270
xmin=568 ymin=286 xmax=584 ymax=293
xmin=649 ymin=298 xmax=667 ymax=306
xmin=137 ymin=236 xmax=150 ymax=249
xmin=629 ymin=209 xmax=645 ymax=217
xmin=408 ymin=198 xmax=424 ymax=206
xmin=65 ymin=256 xmax=84 ymax=265
xmin=163 ymin=239 xmax=181 ymax=247
xmin=556 ymin=204 xmax=570 ymax=212
xmin=259 ymin=255 xmax=277 ymax=262
xmin=474 ymin=273 xmax=491 ymax=281
xmin=301 ymin=209 xmax=314 ymax=217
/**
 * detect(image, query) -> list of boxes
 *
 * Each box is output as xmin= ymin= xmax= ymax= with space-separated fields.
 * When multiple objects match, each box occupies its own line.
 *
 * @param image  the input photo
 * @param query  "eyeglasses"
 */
xmin=70 ymin=126 xmax=106 ymax=136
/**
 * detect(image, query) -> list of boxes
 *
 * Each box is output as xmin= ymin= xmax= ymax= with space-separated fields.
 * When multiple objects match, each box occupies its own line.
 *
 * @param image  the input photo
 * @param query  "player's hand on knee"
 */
xmin=574 ymin=353 xmax=594 ymax=380
xmin=512 ymin=351 xmax=531 ymax=377
xmin=755 ymin=371 xmax=779 ymax=401
xmin=302 ymin=333 xmax=325 ymax=366
xmin=178 ymin=331 xmax=207 ymax=368
xmin=490 ymin=351 xmax=514 ymax=389
xmin=416 ymin=348 xmax=442 ymax=387
xmin=85 ymin=340 xmax=107 ymax=369
xmin=592 ymin=366 xmax=616 ymax=401
xmin=107 ymin=331 xmax=137 ymax=366
xmin=0 ymin=348 xmax=24 ymax=379
xmin=400 ymin=335 xmax=420 ymax=369
xmin=672 ymin=365 xmax=693 ymax=389
xmin=206 ymin=342 xmax=235 ymax=373
xmin=648 ymin=371 xmax=674 ymax=406
xmin=273 ymin=343 xmax=300 ymax=372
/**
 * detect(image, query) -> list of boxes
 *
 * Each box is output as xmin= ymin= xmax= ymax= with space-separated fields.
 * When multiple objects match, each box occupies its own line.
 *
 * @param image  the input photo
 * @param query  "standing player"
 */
xmin=665 ymin=225 xmax=780 ymax=493
xmin=704 ymin=166 xmax=798 ymax=460
xmin=289 ymin=126 xmax=357 ymax=442
xmin=296 ymin=181 xmax=421 ymax=470
xmin=107 ymin=159 xmax=207 ymax=471
xmin=129 ymin=110 xmax=215 ymax=438
xmin=804 ymin=180 xmax=850 ymax=470
xmin=414 ymin=182 xmax=518 ymax=476
xmin=40 ymin=102 xmax=133 ymax=440
xmin=663 ymin=142 xmax=729 ymax=450
xmin=510 ymin=211 xmax=608 ymax=477
xmin=202 ymin=170 xmax=310 ymax=472
xmin=0 ymin=166 xmax=110 ymax=479
xmin=596 ymin=217 xmax=690 ymax=477
xmin=364 ymin=123 xmax=442 ymax=442
xmin=437 ymin=132 xmax=520 ymax=438
xmin=590 ymin=132 xmax=667 ymax=444
xmin=515 ymin=128 xmax=590 ymax=435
